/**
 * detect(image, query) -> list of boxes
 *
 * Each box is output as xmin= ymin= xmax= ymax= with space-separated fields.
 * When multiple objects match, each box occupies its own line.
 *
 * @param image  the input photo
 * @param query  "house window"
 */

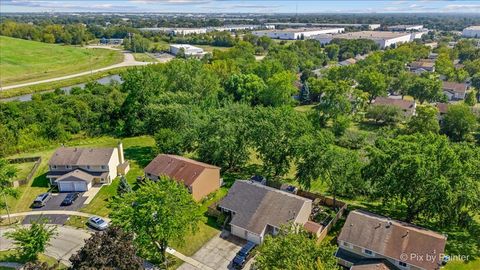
xmin=66 ymin=165 xmax=70 ymax=169
xmin=101 ymin=165 xmax=106 ymax=169
xmin=363 ymin=249 xmax=374 ymax=256
xmin=53 ymin=165 xmax=57 ymax=169
xmin=87 ymin=165 xmax=90 ymax=169
xmin=399 ymin=261 xmax=408 ymax=267
xmin=342 ymin=241 xmax=352 ymax=248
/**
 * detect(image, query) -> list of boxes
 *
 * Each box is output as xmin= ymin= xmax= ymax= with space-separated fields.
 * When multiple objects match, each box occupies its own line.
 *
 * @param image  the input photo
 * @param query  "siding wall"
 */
xmin=191 ymin=168 xmax=220 ymax=201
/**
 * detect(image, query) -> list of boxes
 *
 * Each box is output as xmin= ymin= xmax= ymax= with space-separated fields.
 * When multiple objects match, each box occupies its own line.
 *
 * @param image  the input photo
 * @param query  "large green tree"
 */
xmin=363 ymin=134 xmax=480 ymax=226
xmin=5 ymin=218 xmax=57 ymax=261
xmin=0 ymin=159 xmax=18 ymax=215
xmin=407 ymin=105 xmax=440 ymax=134
xmin=356 ymin=70 xmax=388 ymax=103
xmin=442 ymin=104 xmax=477 ymax=141
xmin=255 ymin=225 xmax=339 ymax=270
xmin=109 ymin=178 xmax=201 ymax=263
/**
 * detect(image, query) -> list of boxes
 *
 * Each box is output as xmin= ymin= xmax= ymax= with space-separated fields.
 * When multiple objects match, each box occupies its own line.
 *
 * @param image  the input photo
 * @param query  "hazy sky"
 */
xmin=2 ymin=0 xmax=480 ymax=13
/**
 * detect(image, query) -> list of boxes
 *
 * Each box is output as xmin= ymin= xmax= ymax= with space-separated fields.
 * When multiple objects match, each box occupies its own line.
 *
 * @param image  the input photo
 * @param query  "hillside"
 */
xmin=0 ymin=36 xmax=123 ymax=86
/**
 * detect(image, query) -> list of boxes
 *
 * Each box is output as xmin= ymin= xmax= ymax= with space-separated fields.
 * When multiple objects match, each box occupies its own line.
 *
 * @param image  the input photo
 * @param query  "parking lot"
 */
xmin=23 ymin=193 xmax=87 ymax=225
xmin=178 ymin=231 xmax=255 ymax=270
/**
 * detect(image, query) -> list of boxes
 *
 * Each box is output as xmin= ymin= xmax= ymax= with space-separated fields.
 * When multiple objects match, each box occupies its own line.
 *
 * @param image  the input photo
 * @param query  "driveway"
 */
xmin=178 ymin=231 xmax=255 ymax=270
xmin=0 ymin=225 xmax=91 ymax=266
xmin=24 ymin=193 xmax=87 ymax=225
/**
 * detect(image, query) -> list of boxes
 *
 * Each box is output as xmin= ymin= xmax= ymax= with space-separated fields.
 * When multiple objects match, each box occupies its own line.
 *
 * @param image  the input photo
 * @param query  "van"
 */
xmin=33 ymin=192 xmax=51 ymax=208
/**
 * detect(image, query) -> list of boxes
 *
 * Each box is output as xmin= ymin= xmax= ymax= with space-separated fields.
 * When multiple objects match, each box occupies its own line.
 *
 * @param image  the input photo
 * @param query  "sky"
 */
xmin=1 ymin=0 xmax=480 ymax=13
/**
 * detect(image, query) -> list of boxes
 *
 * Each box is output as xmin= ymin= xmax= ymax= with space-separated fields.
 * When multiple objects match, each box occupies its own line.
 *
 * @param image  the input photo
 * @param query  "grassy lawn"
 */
xmin=133 ymin=53 xmax=157 ymax=62
xmin=445 ymin=260 xmax=480 ymax=270
xmin=0 ymin=250 xmax=67 ymax=269
xmin=0 ymin=67 xmax=128 ymax=99
xmin=64 ymin=216 xmax=89 ymax=229
xmin=171 ymin=221 xmax=220 ymax=256
xmin=10 ymin=162 xmax=36 ymax=181
xmin=0 ymin=36 xmax=123 ymax=86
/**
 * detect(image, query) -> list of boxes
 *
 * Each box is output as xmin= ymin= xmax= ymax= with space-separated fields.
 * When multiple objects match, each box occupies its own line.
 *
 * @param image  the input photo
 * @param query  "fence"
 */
xmin=296 ymin=189 xmax=347 ymax=243
xmin=7 ymin=156 xmax=42 ymax=188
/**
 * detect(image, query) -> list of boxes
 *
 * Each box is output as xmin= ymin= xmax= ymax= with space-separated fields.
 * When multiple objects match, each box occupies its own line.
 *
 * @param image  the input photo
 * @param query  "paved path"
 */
xmin=1 ymin=50 xmax=150 ymax=91
xmin=0 ymin=225 xmax=91 ymax=266
xmin=167 ymin=247 xmax=215 ymax=270
xmin=0 ymin=210 xmax=110 ymax=222
xmin=0 ymin=262 xmax=22 ymax=269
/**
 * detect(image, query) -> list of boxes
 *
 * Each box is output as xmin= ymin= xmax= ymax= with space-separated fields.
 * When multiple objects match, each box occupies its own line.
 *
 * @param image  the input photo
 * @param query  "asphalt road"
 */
xmin=0 ymin=225 xmax=91 ymax=266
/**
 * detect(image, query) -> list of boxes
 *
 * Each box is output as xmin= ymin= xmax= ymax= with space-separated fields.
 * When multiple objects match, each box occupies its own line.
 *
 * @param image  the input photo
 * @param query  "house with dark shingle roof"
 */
xmin=373 ymin=97 xmax=417 ymax=117
xmin=218 ymin=180 xmax=312 ymax=244
xmin=336 ymin=210 xmax=446 ymax=270
xmin=144 ymin=154 xmax=220 ymax=201
xmin=47 ymin=142 xmax=128 ymax=192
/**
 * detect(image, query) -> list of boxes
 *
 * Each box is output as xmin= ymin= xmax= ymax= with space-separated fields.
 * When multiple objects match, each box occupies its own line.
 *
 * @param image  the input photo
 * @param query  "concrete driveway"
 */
xmin=0 ymin=225 xmax=91 ymax=266
xmin=178 ymin=231 xmax=255 ymax=270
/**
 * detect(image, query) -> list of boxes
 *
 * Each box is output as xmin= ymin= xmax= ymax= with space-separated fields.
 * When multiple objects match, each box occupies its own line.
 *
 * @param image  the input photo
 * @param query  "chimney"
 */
xmin=118 ymin=141 xmax=124 ymax=164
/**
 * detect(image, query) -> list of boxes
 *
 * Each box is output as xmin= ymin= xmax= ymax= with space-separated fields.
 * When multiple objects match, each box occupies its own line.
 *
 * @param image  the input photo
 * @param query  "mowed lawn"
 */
xmin=0 ymin=36 xmax=123 ymax=86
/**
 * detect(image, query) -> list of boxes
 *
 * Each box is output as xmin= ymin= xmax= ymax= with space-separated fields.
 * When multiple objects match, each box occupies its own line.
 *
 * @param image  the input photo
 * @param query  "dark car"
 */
xmin=61 ymin=192 xmax=80 ymax=206
xmin=32 ymin=192 xmax=51 ymax=208
xmin=232 ymin=241 xmax=256 ymax=269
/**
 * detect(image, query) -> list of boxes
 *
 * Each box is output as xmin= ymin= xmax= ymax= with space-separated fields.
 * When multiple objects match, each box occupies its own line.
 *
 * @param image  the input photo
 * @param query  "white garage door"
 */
xmin=58 ymin=181 xmax=87 ymax=192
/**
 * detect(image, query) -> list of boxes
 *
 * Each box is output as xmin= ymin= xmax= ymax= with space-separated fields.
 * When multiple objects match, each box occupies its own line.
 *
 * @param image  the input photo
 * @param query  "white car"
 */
xmin=88 ymin=216 xmax=109 ymax=230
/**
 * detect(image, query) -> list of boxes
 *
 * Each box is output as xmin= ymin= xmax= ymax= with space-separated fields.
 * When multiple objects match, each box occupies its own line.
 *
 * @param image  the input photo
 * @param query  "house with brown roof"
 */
xmin=409 ymin=59 xmax=435 ymax=73
xmin=144 ymin=154 xmax=220 ymax=201
xmin=218 ymin=180 xmax=312 ymax=244
xmin=373 ymin=97 xmax=417 ymax=117
xmin=336 ymin=210 xmax=447 ymax=270
xmin=47 ymin=142 xmax=129 ymax=192
xmin=442 ymin=81 xmax=469 ymax=100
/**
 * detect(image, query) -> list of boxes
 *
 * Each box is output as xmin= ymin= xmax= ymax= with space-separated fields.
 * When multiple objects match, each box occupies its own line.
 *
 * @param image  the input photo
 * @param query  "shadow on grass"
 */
xmin=124 ymin=146 xmax=155 ymax=167
xmin=30 ymin=173 xmax=50 ymax=188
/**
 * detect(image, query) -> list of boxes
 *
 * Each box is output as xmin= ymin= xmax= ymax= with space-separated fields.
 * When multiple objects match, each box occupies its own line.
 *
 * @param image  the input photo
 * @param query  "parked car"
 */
xmin=32 ymin=192 xmax=51 ymax=208
xmin=232 ymin=241 xmax=256 ymax=269
xmin=88 ymin=216 xmax=109 ymax=230
xmin=61 ymin=192 xmax=80 ymax=206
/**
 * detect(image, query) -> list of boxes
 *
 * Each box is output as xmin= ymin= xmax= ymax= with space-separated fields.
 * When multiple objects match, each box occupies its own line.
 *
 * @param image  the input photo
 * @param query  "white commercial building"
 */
xmin=252 ymin=27 xmax=344 ymax=40
xmin=387 ymin=25 xmax=424 ymax=31
xmin=312 ymin=31 xmax=412 ymax=49
xmin=139 ymin=27 xmax=207 ymax=35
xmin=169 ymin=44 xmax=205 ymax=56
xmin=410 ymin=30 xmax=428 ymax=41
xmin=462 ymin=26 xmax=480 ymax=38
xmin=207 ymin=25 xmax=266 ymax=32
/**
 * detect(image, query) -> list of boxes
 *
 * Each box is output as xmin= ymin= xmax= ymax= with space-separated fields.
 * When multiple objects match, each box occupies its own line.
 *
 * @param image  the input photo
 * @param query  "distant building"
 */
xmin=373 ymin=97 xmax=416 ymax=116
xmin=409 ymin=59 xmax=435 ymax=73
xmin=442 ymin=81 xmax=469 ymax=100
xmin=336 ymin=210 xmax=446 ymax=270
xmin=313 ymin=31 xmax=412 ymax=49
xmin=99 ymin=38 xmax=123 ymax=45
xmin=339 ymin=58 xmax=357 ymax=66
xmin=139 ymin=27 xmax=207 ymax=35
xmin=252 ymin=27 xmax=344 ymax=40
xmin=207 ymin=25 xmax=265 ymax=32
xmin=387 ymin=25 xmax=424 ymax=31
xmin=169 ymin=44 xmax=205 ymax=57
xmin=462 ymin=26 xmax=480 ymax=38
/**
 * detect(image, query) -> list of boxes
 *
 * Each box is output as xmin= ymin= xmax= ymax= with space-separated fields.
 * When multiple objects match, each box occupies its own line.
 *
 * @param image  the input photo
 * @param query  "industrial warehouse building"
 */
xmin=462 ymin=26 xmax=480 ymax=38
xmin=169 ymin=44 xmax=205 ymax=57
xmin=312 ymin=31 xmax=412 ymax=49
xmin=387 ymin=25 xmax=424 ymax=31
xmin=252 ymin=27 xmax=344 ymax=40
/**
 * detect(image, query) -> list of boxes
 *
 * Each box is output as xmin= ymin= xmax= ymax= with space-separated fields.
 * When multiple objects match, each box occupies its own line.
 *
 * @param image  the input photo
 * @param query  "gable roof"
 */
xmin=409 ymin=60 xmax=435 ymax=69
xmin=373 ymin=97 xmax=416 ymax=111
xmin=219 ymin=180 xmax=311 ymax=235
xmin=338 ymin=210 xmax=446 ymax=270
xmin=351 ymin=262 xmax=394 ymax=270
xmin=442 ymin=81 xmax=468 ymax=94
xmin=436 ymin=103 xmax=449 ymax=114
xmin=144 ymin=154 xmax=220 ymax=186
xmin=49 ymin=147 xmax=115 ymax=166
xmin=56 ymin=169 xmax=96 ymax=183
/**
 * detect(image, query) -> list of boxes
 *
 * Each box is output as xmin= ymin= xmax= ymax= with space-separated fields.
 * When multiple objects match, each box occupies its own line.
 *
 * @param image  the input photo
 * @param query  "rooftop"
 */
xmin=317 ymin=31 xmax=411 ymax=40
xmin=256 ymin=27 xmax=342 ymax=33
xmin=49 ymin=147 xmax=115 ymax=166
xmin=170 ymin=44 xmax=203 ymax=50
xmin=464 ymin=26 xmax=480 ymax=30
xmin=373 ymin=97 xmax=415 ymax=111
xmin=219 ymin=180 xmax=311 ymax=235
xmin=442 ymin=81 xmax=468 ymax=93
xmin=144 ymin=154 xmax=219 ymax=186
xmin=338 ymin=210 xmax=446 ymax=270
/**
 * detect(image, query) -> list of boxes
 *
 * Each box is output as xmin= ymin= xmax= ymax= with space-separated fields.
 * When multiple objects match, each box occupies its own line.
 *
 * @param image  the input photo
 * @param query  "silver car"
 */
xmin=88 ymin=216 xmax=109 ymax=230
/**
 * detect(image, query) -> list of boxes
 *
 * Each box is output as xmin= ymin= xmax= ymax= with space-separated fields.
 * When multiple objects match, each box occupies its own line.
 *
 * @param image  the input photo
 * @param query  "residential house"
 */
xmin=144 ymin=154 xmax=220 ymax=201
xmin=218 ymin=180 xmax=312 ymax=244
xmin=442 ymin=81 xmax=469 ymax=100
xmin=436 ymin=103 xmax=449 ymax=120
xmin=408 ymin=59 xmax=435 ymax=73
xmin=336 ymin=210 xmax=446 ymax=270
xmin=47 ymin=142 xmax=129 ymax=192
xmin=339 ymin=58 xmax=357 ymax=66
xmin=373 ymin=97 xmax=417 ymax=117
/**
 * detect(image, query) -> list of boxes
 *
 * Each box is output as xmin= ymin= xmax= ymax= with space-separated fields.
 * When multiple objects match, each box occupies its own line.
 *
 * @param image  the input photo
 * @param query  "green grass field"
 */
xmin=0 ymin=36 xmax=123 ymax=86
xmin=132 ymin=53 xmax=158 ymax=62
xmin=10 ymin=161 xmax=36 ymax=181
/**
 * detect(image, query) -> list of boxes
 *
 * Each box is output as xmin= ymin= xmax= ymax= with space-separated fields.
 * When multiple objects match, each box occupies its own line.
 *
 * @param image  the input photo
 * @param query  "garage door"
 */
xmin=58 ymin=181 xmax=87 ymax=192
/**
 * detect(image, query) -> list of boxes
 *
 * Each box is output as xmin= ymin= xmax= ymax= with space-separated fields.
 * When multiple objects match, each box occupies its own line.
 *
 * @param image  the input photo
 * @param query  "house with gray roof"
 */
xmin=47 ymin=142 xmax=129 ymax=192
xmin=218 ymin=180 xmax=312 ymax=244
